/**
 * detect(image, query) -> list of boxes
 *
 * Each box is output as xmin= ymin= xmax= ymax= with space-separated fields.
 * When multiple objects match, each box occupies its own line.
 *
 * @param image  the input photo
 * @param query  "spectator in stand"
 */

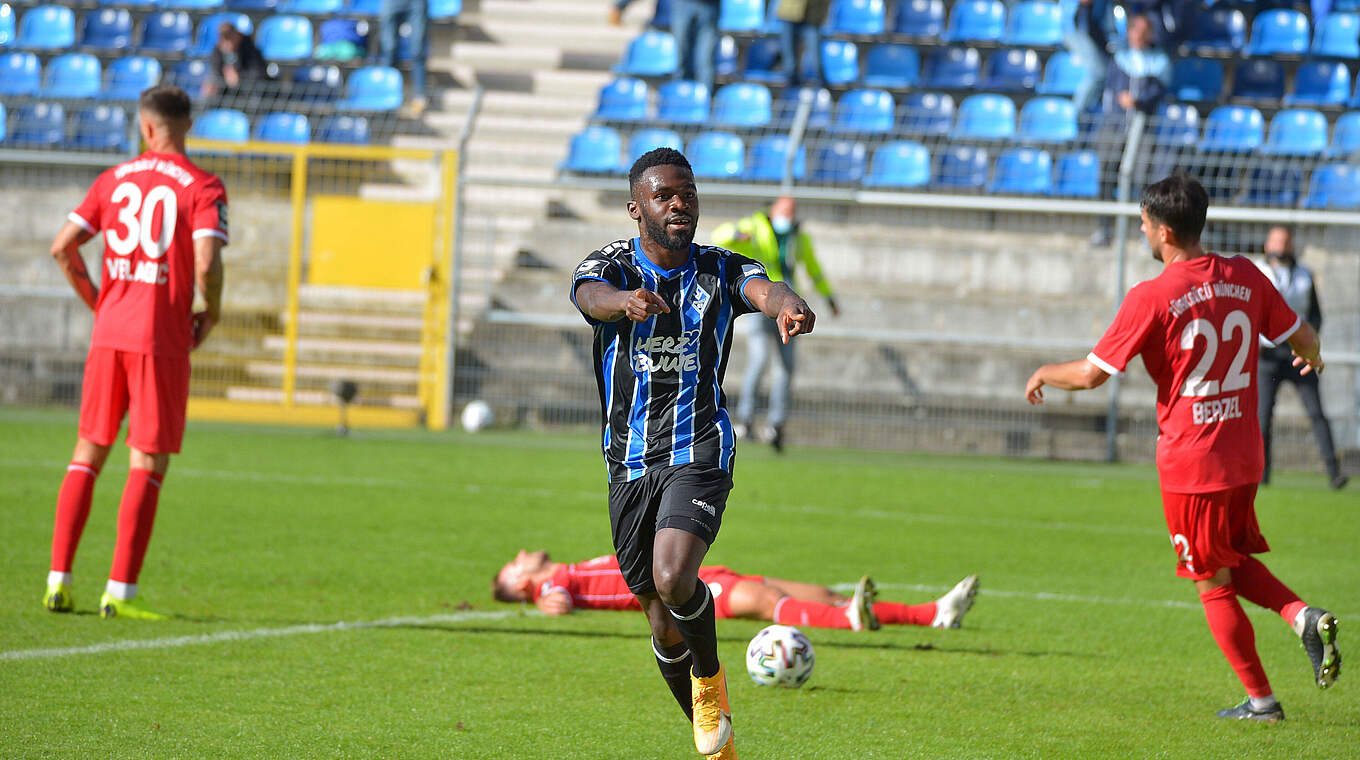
xmin=611 ymin=0 xmax=719 ymax=92
xmin=205 ymin=23 xmax=269 ymax=102
xmin=1066 ymin=0 xmax=1116 ymax=114
xmin=380 ymin=0 xmax=428 ymax=116
xmin=776 ymin=0 xmax=831 ymax=87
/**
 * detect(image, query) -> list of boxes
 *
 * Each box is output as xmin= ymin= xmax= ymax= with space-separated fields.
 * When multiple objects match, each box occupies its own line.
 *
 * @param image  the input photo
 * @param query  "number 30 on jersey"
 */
xmin=107 ymin=181 xmax=177 ymax=259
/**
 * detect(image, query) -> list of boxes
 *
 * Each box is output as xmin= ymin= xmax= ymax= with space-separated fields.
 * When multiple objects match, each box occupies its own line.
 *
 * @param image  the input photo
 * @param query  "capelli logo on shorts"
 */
xmin=692 ymin=499 xmax=716 ymax=516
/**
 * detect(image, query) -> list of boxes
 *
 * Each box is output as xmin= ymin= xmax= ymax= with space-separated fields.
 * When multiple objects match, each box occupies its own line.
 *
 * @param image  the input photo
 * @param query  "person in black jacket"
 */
xmin=205 ymin=24 xmax=270 ymax=102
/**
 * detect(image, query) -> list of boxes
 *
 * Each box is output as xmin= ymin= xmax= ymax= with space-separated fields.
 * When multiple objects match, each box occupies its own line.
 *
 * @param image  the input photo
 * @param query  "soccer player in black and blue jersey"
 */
xmin=572 ymin=148 xmax=817 ymax=759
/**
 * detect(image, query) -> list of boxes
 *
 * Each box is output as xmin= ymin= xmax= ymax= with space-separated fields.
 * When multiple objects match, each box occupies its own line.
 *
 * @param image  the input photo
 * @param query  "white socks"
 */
xmin=48 ymin=571 xmax=72 ymax=587
xmin=1249 ymin=694 xmax=1278 ymax=710
xmin=105 ymin=580 xmax=137 ymax=601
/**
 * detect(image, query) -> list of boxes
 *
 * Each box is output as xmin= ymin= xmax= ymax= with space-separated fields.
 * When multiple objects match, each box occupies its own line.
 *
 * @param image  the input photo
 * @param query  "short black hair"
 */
xmin=628 ymin=148 xmax=693 ymax=194
xmin=1141 ymin=173 xmax=1208 ymax=244
xmin=139 ymin=84 xmax=192 ymax=123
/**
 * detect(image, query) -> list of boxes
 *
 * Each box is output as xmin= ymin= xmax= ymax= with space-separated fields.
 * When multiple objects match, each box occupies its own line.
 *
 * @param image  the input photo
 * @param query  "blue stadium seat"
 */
xmin=934 ymin=145 xmax=989 ymax=188
xmin=80 ymin=9 xmax=132 ymax=51
xmin=774 ymin=85 xmax=833 ymax=128
xmin=893 ymin=0 xmax=945 ymax=38
xmin=257 ymin=15 xmax=313 ymax=61
xmin=719 ymin=0 xmax=764 ymax=32
xmin=170 ymin=59 xmax=210 ymax=95
xmin=627 ymin=128 xmax=683 ymax=162
xmin=900 ymin=91 xmax=954 ymax=134
xmin=254 ymin=112 xmax=309 ymax=144
xmin=922 ymin=46 xmax=980 ymax=89
xmin=0 ymin=51 xmax=39 ymax=95
xmin=742 ymin=37 xmax=784 ymax=84
xmin=1200 ymin=105 xmax=1264 ymax=151
xmin=1037 ymin=50 xmax=1085 ymax=97
xmin=102 ymin=56 xmax=161 ymax=101
xmin=1246 ymin=165 xmax=1304 ymax=207
xmin=1171 ymin=58 xmax=1223 ymax=102
xmin=281 ymin=0 xmax=343 ymax=11
xmin=42 ymin=53 xmax=100 ymax=99
xmin=350 ymin=0 xmax=383 ymax=14
xmin=1231 ymin=59 xmax=1285 ymax=101
xmin=292 ymin=64 xmax=342 ymax=103
xmin=317 ymin=114 xmax=370 ymax=144
xmin=1052 ymin=150 xmax=1098 ymax=197
xmin=1337 ymin=0 xmax=1360 ymax=10
xmin=944 ymin=0 xmax=1005 ymax=43
xmin=0 ymin=5 xmax=13 ymax=49
xmin=594 ymin=77 xmax=650 ymax=121
xmin=1286 ymin=62 xmax=1351 ymax=107
xmin=68 ymin=105 xmax=128 ymax=151
xmin=191 ymin=108 xmax=249 ymax=141
xmin=1247 ymin=9 xmax=1309 ymax=56
xmin=656 ymin=80 xmax=710 ymax=123
xmin=809 ymin=139 xmax=867 ymax=184
xmin=712 ymin=82 xmax=772 ymax=127
xmin=745 ymin=134 xmax=806 ymax=181
xmin=714 ymin=34 xmax=738 ymax=78
xmin=429 ymin=0 xmax=462 ymax=20
xmin=1004 ymin=1 xmax=1062 ymax=46
xmin=10 ymin=102 xmax=64 ymax=147
xmin=981 ymin=47 xmax=1040 ymax=92
xmin=339 ymin=66 xmax=403 ymax=111
xmin=1313 ymin=12 xmax=1360 ymax=58
xmin=1017 ymin=96 xmax=1076 ymax=142
xmin=163 ymin=0 xmax=226 ymax=8
xmin=862 ymin=44 xmax=919 ymax=89
xmin=1304 ymin=164 xmax=1360 ymax=209
xmin=615 ymin=30 xmax=678 ymax=77
xmin=562 ymin=125 xmax=623 ymax=173
xmin=688 ymin=131 xmax=744 ymax=178
xmin=952 ymin=93 xmax=1016 ymax=140
xmin=833 ymin=88 xmax=895 ymax=132
xmin=119 ymin=0 xmax=166 ymax=8
xmin=819 ymin=39 xmax=860 ymax=86
xmin=990 ymin=148 xmax=1052 ymax=195
xmin=1328 ymin=111 xmax=1360 ymax=157
xmin=828 ymin=0 xmax=886 ymax=35
xmin=1155 ymin=103 xmax=1200 ymax=147
xmin=140 ymin=11 xmax=192 ymax=53
xmin=0 ymin=103 xmax=7 ymax=144
xmin=17 ymin=5 xmax=74 ymax=49
xmin=189 ymin=13 xmax=252 ymax=57
xmin=227 ymin=0 xmax=278 ymax=10
xmin=1263 ymin=108 xmax=1327 ymax=156
xmin=863 ymin=140 xmax=929 ymax=188
xmin=1188 ymin=8 xmax=1246 ymax=54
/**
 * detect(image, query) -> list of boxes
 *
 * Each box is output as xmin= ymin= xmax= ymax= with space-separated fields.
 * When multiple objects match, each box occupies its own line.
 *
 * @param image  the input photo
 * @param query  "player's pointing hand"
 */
xmin=1024 ymin=371 xmax=1046 ymax=405
xmin=778 ymin=300 xmax=815 ymax=344
xmin=624 ymin=288 xmax=670 ymax=322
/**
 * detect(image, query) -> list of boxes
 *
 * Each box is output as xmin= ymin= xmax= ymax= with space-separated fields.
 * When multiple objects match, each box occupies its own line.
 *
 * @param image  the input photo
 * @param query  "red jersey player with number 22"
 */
xmin=43 ymin=85 xmax=227 ymax=621
xmin=1025 ymin=174 xmax=1340 ymax=722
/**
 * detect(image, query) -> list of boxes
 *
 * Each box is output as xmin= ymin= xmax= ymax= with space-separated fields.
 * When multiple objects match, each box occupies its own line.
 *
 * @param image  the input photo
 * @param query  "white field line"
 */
xmin=1 ymin=610 xmax=529 ymax=663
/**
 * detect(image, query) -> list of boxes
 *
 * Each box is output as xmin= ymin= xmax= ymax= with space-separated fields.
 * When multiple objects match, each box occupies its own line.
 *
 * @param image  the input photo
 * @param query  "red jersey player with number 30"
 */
xmin=1025 ymin=175 xmax=1340 ymax=722
xmin=43 ymin=85 xmax=227 ymax=621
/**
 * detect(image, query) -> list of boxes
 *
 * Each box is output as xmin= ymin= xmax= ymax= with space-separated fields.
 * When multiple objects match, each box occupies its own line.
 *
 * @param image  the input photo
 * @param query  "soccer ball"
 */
xmin=745 ymin=624 xmax=815 ymax=688
xmin=460 ymin=400 xmax=494 ymax=432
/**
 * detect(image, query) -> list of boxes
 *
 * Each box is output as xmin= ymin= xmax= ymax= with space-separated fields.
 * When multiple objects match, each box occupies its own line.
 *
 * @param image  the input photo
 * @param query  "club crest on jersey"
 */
xmin=688 ymin=285 xmax=711 ymax=314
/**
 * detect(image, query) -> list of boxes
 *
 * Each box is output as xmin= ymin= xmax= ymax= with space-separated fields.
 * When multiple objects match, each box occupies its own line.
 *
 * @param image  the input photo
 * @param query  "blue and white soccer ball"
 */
xmin=745 ymin=624 xmax=815 ymax=688
xmin=460 ymin=400 xmax=494 ymax=433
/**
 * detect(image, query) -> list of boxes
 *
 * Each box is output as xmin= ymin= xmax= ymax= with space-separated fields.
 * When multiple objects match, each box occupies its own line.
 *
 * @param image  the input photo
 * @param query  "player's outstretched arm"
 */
xmin=50 ymin=222 xmax=97 ymax=311
xmin=193 ymin=236 xmax=225 ymax=348
xmin=574 ymin=281 xmax=670 ymax=323
xmin=1286 ymin=322 xmax=1324 ymax=376
xmin=1025 ymin=359 xmax=1110 ymax=404
xmin=743 ymin=278 xmax=816 ymax=344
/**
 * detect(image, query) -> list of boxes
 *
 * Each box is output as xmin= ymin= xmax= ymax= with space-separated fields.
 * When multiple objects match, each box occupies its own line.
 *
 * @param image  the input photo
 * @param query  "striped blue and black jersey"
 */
xmin=572 ymin=237 xmax=770 ymax=483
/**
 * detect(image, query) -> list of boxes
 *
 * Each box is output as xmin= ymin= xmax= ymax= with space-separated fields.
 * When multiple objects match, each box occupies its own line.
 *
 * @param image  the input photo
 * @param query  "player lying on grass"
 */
xmin=493 ymin=551 xmax=980 ymax=631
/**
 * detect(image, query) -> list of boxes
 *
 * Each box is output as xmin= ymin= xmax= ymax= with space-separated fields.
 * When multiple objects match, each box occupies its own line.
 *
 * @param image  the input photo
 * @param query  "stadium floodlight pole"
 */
xmin=445 ymin=86 xmax=485 ymax=428
xmin=1104 ymin=110 xmax=1148 ymax=463
xmin=780 ymin=89 xmax=815 ymax=193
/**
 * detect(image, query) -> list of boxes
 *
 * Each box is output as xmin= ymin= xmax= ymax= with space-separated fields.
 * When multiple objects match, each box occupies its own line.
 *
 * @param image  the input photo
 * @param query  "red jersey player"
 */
xmin=493 ymin=551 xmax=980 ymax=630
xmin=1025 ymin=175 xmax=1340 ymax=722
xmin=43 ymin=85 xmax=227 ymax=620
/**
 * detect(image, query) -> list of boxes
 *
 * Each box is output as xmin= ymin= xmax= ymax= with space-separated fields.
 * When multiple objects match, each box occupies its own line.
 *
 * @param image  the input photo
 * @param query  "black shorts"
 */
xmin=609 ymin=462 xmax=733 ymax=596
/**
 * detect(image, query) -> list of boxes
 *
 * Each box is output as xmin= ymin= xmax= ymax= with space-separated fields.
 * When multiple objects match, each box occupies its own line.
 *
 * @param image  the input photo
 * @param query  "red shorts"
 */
xmin=1161 ymin=484 xmax=1270 ymax=581
xmin=78 ymin=347 xmax=191 ymax=454
xmin=700 ymin=566 xmax=763 ymax=620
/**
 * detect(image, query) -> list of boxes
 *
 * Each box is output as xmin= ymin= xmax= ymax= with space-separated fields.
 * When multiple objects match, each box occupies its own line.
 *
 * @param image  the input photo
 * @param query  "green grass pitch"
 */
xmin=1 ymin=409 xmax=1356 ymax=759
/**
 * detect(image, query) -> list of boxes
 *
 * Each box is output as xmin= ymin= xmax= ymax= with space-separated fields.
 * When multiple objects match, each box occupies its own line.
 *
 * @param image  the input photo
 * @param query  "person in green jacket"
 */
xmin=711 ymin=197 xmax=837 ymax=451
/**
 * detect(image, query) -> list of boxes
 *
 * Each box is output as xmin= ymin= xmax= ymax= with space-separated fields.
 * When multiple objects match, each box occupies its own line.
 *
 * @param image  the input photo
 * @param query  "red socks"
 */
xmin=1200 ymin=583 xmax=1272 ymax=698
xmin=774 ymin=598 xmax=853 ymax=629
xmin=873 ymin=601 xmax=937 ymax=627
xmin=1232 ymin=557 xmax=1308 ymax=624
xmin=51 ymin=463 xmax=100 ymax=573
xmin=109 ymin=468 xmax=163 ymax=585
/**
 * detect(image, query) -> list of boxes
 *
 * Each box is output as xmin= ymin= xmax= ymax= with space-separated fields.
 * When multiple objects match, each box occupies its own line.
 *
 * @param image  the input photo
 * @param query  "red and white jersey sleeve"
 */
xmin=72 ymin=152 xmax=229 ymax=357
xmin=1090 ymin=254 xmax=1301 ymax=492
xmin=531 ymin=555 xmax=642 ymax=611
